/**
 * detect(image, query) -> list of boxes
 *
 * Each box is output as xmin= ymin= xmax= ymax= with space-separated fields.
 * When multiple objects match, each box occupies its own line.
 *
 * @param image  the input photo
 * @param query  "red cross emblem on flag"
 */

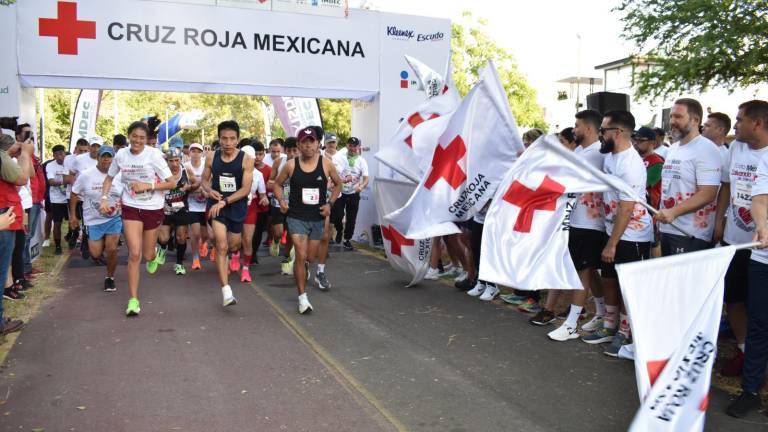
xmin=403 ymin=112 xmax=439 ymax=148
xmin=381 ymin=225 xmax=414 ymax=256
xmin=39 ymin=1 xmax=96 ymax=55
xmin=503 ymin=175 xmax=565 ymax=233
xmin=424 ymin=135 xmax=467 ymax=190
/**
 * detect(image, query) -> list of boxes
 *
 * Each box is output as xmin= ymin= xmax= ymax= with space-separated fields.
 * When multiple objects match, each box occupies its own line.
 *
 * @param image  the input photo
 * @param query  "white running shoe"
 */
xmin=467 ymin=281 xmax=486 ymax=297
xmin=581 ymin=315 xmax=604 ymax=332
xmin=424 ymin=267 xmax=439 ymax=280
xmin=454 ymin=270 xmax=468 ymax=283
xmin=42 ymin=239 xmax=50 ymax=248
xmin=479 ymin=283 xmax=499 ymax=301
xmin=548 ymin=323 xmax=580 ymax=342
xmin=437 ymin=263 xmax=455 ymax=277
xmin=222 ymin=285 xmax=237 ymax=307
xmin=298 ymin=293 xmax=313 ymax=314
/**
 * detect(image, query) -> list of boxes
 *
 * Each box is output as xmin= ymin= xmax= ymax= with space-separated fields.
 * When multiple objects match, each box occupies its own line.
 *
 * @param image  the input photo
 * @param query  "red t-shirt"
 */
xmin=30 ymin=156 xmax=46 ymax=204
xmin=256 ymin=164 xmax=271 ymax=213
xmin=643 ymin=153 xmax=664 ymax=210
xmin=0 ymin=179 xmax=23 ymax=231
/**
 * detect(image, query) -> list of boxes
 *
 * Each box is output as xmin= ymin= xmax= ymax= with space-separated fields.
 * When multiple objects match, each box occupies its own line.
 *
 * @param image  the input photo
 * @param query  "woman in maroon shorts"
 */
xmin=101 ymin=121 xmax=175 ymax=317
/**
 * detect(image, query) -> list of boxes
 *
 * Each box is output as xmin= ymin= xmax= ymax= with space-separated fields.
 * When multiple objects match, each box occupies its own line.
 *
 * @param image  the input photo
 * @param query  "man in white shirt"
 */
xmin=726 ymin=100 xmax=768 ymax=418
xmin=656 ymin=98 xmax=722 ymax=255
xmin=264 ymin=138 xmax=286 ymax=168
xmin=703 ymin=112 xmax=732 ymax=167
xmin=64 ymin=136 xmax=102 ymax=257
xmin=330 ymin=137 xmax=369 ymax=250
xmin=45 ymin=145 xmax=70 ymax=255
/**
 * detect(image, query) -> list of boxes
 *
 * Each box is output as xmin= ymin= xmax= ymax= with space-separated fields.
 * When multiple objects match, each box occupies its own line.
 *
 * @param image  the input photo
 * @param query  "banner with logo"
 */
xmin=157 ymin=110 xmax=204 ymax=146
xmin=272 ymin=0 xmax=348 ymax=17
xmin=17 ymin=0 xmax=378 ymax=98
xmin=68 ymin=89 xmax=101 ymax=152
xmin=270 ymin=96 xmax=323 ymax=138
xmin=373 ymin=178 xmax=431 ymax=286
xmin=617 ymin=246 xmax=735 ymax=432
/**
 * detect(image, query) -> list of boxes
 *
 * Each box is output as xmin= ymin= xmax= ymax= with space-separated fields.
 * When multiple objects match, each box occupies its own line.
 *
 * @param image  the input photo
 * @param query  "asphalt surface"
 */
xmin=0 ymin=245 xmax=766 ymax=431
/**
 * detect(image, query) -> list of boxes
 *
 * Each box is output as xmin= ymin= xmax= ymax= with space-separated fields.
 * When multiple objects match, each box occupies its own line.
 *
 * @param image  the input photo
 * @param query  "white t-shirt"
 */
xmin=602 ymin=147 xmax=653 ymax=242
xmin=45 ymin=160 xmax=70 ymax=203
xmin=72 ymin=167 xmax=123 ymax=226
xmin=249 ymin=168 xmax=266 ymax=199
xmin=722 ymin=141 xmax=768 ymax=246
xmin=569 ymin=141 xmax=605 ymax=231
xmin=660 ymin=135 xmax=722 ymax=241
xmin=264 ymin=153 xmax=286 ymax=168
xmin=655 ymin=145 xmax=669 ymax=160
xmin=108 ymin=146 xmax=172 ymax=210
xmin=68 ymin=153 xmax=97 ymax=178
xmin=750 ymin=151 xmax=768 ymax=264
xmin=185 ymin=158 xmax=207 ymax=213
xmin=18 ymin=181 xmax=32 ymax=210
xmin=341 ymin=155 xmax=369 ymax=195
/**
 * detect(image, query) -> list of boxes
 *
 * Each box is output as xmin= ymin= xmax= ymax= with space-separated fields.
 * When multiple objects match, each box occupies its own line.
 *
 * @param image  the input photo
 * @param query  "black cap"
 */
xmin=347 ymin=136 xmax=361 ymax=146
xmin=633 ymin=126 xmax=656 ymax=141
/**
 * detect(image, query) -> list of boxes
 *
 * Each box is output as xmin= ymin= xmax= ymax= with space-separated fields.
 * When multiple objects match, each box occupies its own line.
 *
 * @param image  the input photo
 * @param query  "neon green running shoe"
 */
xmin=156 ymin=246 xmax=166 ymax=266
xmin=146 ymin=258 xmax=158 ymax=274
xmin=174 ymin=264 xmax=186 ymax=275
xmin=125 ymin=298 xmax=141 ymax=317
xmin=269 ymin=241 xmax=279 ymax=257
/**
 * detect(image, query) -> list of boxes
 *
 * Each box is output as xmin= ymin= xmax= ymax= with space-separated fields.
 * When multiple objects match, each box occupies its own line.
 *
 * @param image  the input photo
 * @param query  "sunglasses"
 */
xmin=598 ymin=127 xmax=621 ymax=135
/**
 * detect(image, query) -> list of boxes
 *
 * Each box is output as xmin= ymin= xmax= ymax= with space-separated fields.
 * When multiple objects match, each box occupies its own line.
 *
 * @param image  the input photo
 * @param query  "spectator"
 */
xmin=653 ymin=127 xmax=669 ymax=159
xmin=522 ymin=128 xmax=544 ymax=149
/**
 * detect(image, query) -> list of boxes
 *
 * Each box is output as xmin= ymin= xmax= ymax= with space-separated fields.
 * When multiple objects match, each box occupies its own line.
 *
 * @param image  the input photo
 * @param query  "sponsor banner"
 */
xmin=18 ymin=0 xmax=378 ymax=96
xmin=272 ymin=0 xmax=347 ymax=17
xmin=270 ymin=96 xmax=323 ymax=138
xmin=69 ymin=89 xmax=102 ymax=152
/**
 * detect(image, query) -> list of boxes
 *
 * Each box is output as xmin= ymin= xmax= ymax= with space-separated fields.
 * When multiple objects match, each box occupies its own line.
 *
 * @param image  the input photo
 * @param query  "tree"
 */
xmin=616 ymin=0 xmax=768 ymax=99
xmin=451 ymin=12 xmax=547 ymax=129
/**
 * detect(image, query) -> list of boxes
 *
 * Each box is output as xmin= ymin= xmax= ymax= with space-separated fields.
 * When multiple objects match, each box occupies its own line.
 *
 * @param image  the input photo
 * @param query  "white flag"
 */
xmin=479 ymin=135 xmax=624 ymax=290
xmin=69 ymin=89 xmax=102 ymax=152
xmin=385 ymin=63 xmax=524 ymax=239
xmin=373 ymin=179 xmax=433 ymax=286
xmin=617 ymin=246 xmax=735 ymax=432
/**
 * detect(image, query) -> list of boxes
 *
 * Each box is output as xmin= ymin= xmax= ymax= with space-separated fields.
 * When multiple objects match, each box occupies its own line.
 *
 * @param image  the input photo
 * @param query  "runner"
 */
xmin=266 ymin=138 xmax=288 ymax=257
xmin=186 ymin=143 xmax=208 ymax=270
xmin=314 ymin=133 xmax=347 ymax=290
xmin=101 ymin=121 xmax=175 ymax=317
xmin=69 ymin=146 xmax=123 ymax=291
xmin=273 ymin=127 xmax=342 ymax=314
xmin=269 ymin=138 xmax=300 ymax=273
xmin=331 ymin=136 xmax=369 ymax=250
xmin=65 ymin=135 xmax=102 ymax=259
xmin=200 ymin=121 xmax=254 ymax=307
xmin=62 ymin=138 xmax=89 ymax=250
xmin=44 ymin=145 xmax=70 ymax=255
xmin=238 ymin=144 xmax=268 ymax=283
xmin=152 ymin=148 xmax=199 ymax=276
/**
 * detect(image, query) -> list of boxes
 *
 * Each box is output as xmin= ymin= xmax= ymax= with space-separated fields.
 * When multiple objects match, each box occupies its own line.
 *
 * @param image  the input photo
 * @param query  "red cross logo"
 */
xmin=424 ymin=135 xmax=467 ymax=190
xmin=39 ymin=2 xmax=96 ymax=55
xmin=403 ymin=112 xmax=439 ymax=148
xmin=381 ymin=225 xmax=414 ymax=256
xmin=503 ymin=175 xmax=565 ymax=233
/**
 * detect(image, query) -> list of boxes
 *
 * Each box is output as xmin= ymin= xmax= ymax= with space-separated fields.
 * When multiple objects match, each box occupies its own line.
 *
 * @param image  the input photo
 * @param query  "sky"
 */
xmin=351 ymin=0 xmax=635 ymax=121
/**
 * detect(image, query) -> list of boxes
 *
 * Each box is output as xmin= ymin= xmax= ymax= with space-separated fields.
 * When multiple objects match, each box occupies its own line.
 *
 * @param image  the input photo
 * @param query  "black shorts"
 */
xmin=568 ymin=227 xmax=607 ymax=271
xmin=188 ymin=211 xmax=206 ymax=225
xmin=50 ymin=203 xmax=69 ymax=223
xmin=724 ymin=245 xmax=750 ymax=304
xmin=601 ymin=240 xmax=651 ymax=279
xmin=269 ymin=206 xmax=286 ymax=226
xmin=661 ymin=233 xmax=712 ymax=256
xmin=163 ymin=211 xmax=190 ymax=227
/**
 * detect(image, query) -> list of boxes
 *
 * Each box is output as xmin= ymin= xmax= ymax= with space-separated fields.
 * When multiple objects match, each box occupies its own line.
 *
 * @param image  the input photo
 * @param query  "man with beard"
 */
xmin=656 ymin=98 xmax=722 ymax=255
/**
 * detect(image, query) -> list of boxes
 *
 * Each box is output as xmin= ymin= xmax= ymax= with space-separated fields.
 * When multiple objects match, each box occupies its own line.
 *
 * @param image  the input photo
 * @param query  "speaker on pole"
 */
xmin=586 ymin=92 xmax=630 ymax=114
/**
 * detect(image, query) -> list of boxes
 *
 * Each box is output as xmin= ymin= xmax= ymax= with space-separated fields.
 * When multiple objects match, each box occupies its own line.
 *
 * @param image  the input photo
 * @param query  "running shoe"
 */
xmin=54 ymin=246 xmax=62 ymax=255
xmin=229 ymin=252 xmax=241 ymax=273
xmin=343 ymin=240 xmax=354 ymax=251
xmin=209 ymin=247 xmax=216 ymax=261
xmin=298 ymin=294 xmax=313 ymax=314
xmin=222 ymin=285 xmax=237 ymax=307
xmin=125 ymin=298 xmax=141 ymax=317
xmin=478 ymin=283 xmax=499 ymax=301
xmin=42 ymin=239 xmax=50 ymax=248
xmin=604 ymin=332 xmax=631 ymax=357
xmin=582 ymin=326 xmax=617 ymax=345
xmin=241 ymin=267 xmax=252 ymax=283
xmin=529 ymin=309 xmax=556 ymax=326
xmin=175 ymin=264 xmax=186 ymax=275
xmin=726 ymin=391 xmax=762 ymax=418
xmin=500 ymin=294 xmax=528 ymax=305
xmin=467 ymin=281 xmax=486 ymax=297
xmin=315 ymin=272 xmax=331 ymax=291
xmin=280 ymin=257 xmax=293 ymax=275
xmin=517 ymin=298 xmax=542 ymax=313
xmin=156 ymin=246 xmax=166 ymax=266
xmin=424 ymin=268 xmax=439 ymax=280
xmin=104 ymin=277 xmax=116 ymax=292
xmin=438 ymin=264 xmax=456 ymax=277
xmin=191 ymin=257 xmax=201 ymax=270
xmin=1 ymin=318 xmax=25 ymax=335
xmin=454 ymin=278 xmax=476 ymax=291
xmin=580 ymin=315 xmax=604 ymax=332
xmin=269 ymin=240 xmax=280 ymax=257
xmin=199 ymin=242 xmax=209 ymax=258
xmin=548 ymin=323 xmax=580 ymax=342
xmin=3 ymin=287 xmax=24 ymax=300
xmin=454 ymin=270 xmax=468 ymax=283
xmin=146 ymin=257 xmax=159 ymax=274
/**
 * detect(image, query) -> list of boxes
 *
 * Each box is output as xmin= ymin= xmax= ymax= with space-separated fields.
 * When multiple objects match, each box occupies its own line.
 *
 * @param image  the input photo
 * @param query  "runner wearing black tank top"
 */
xmin=201 ymin=121 xmax=254 ymax=308
xmin=273 ymin=127 xmax=342 ymax=314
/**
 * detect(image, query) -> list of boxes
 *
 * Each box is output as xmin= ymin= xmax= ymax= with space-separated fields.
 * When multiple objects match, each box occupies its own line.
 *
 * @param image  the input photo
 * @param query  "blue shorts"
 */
xmin=88 ymin=217 xmax=123 ymax=241
xmin=286 ymin=217 xmax=324 ymax=241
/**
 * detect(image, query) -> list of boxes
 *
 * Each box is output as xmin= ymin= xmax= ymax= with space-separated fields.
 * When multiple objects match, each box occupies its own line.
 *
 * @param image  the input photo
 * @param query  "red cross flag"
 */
xmin=385 ymin=62 xmax=524 ymax=239
xmin=375 ymin=57 xmax=460 ymax=183
xmin=373 ymin=178 xmax=433 ymax=286
xmin=616 ymin=246 xmax=735 ymax=432
xmin=479 ymin=135 xmax=631 ymax=290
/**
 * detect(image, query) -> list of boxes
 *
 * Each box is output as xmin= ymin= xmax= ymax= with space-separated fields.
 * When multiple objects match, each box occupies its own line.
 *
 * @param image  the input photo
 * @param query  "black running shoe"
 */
xmin=3 ymin=287 xmax=25 ymax=300
xmin=455 ymin=278 xmax=476 ymax=291
xmin=55 ymin=245 xmax=63 ymax=255
xmin=726 ymin=391 xmax=762 ymax=418
xmin=529 ymin=309 xmax=556 ymax=326
xmin=343 ymin=240 xmax=354 ymax=251
xmin=104 ymin=277 xmax=116 ymax=292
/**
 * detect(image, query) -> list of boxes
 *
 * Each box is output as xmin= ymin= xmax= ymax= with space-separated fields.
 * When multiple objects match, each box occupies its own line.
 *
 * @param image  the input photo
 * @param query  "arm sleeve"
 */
xmin=107 ymin=155 xmax=120 ymax=177
xmin=152 ymin=151 xmax=172 ymax=180
xmin=360 ymin=158 xmax=369 ymax=177
xmin=695 ymin=144 xmax=723 ymax=186
xmin=71 ymin=173 xmax=84 ymax=195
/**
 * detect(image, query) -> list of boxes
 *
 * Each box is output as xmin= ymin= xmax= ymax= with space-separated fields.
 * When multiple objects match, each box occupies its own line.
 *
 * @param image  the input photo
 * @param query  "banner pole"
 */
xmin=733 ymin=241 xmax=761 ymax=251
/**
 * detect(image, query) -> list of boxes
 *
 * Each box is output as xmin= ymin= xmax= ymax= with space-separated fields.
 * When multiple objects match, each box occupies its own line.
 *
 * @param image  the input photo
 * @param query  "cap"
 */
xmin=98 ymin=145 xmax=115 ymax=157
xmin=89 ymin=135 xmax=104 ymax=146
xmin=189 ymin=143 xmax=204 ymax=152
xmin=325 ymin=133 xmax=338 ymax=143
xmin=297 ymin=127 xmax=319 ymax=142
xmin=164 ymin=147 xmax=183 ymax=160
xmin=633 ymin=126 xmax=656 ymax=141
xmin=347 ymin=136 xmax=361 ymax=146
xmin=241 ymin=145 xmax=256 ymax=158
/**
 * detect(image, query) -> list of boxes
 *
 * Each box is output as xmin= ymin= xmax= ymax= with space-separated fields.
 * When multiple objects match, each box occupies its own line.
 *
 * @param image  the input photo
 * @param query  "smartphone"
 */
xmin=23 ymin=131 xmax=32 ymax=141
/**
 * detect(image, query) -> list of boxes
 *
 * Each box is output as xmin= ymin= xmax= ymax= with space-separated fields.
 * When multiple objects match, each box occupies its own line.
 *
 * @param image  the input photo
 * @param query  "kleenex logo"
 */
xmin=386 ymin=26 xmax=414 ymax=39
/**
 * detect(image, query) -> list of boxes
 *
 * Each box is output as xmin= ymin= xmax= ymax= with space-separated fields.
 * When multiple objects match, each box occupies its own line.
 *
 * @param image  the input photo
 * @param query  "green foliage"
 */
xmin=319 ymin=99 xmax=351 ymax=143
xmin=451 ymin=12 xmax=547 ymax=129
xmin=616 ymin=0 xmax=768 ymax=99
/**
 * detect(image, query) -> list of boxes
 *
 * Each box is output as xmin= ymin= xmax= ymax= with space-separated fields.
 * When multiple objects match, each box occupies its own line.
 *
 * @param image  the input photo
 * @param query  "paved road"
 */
xmin=0 ymin=246 xmax=765 ymax=431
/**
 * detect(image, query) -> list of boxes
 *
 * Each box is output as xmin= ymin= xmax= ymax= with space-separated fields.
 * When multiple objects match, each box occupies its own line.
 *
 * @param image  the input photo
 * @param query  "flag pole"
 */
xmin=733 ymin=241 xmax=762 ymax=251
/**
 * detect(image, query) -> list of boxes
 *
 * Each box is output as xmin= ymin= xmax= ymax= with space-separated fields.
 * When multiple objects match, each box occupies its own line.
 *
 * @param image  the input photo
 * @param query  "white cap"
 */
xmin=89 ymin=135 xmax=104 ymax=146
xmin=189 ymin=143 xmax=204 ymax=152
